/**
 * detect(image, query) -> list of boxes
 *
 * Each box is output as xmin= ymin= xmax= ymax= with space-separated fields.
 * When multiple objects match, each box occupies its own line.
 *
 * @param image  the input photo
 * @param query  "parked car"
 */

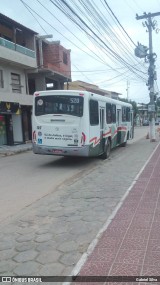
xmin=143 ymin=119 xmax=149 ymax=126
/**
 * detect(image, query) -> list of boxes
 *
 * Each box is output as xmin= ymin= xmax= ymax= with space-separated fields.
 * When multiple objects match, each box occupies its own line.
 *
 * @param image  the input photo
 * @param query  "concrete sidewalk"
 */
xmin=0 ymin=143 xmax=32 ymax=156
xmin=71 ymin=143 xmax=160 ymax=285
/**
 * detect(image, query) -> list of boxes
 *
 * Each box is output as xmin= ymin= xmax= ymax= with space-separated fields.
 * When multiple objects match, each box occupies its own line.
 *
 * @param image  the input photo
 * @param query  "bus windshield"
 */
xmin=35 ymin=95 xmax=84 ymax=117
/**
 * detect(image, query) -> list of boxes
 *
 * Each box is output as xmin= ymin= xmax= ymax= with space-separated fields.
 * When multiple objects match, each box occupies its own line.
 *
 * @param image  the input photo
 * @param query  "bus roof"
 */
xmin=34 ymin=90 xmax=132 ymax=108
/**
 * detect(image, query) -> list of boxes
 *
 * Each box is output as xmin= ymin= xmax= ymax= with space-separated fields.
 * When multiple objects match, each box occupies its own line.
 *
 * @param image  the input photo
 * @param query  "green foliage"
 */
xmin=119 ymin=98 xmax=139 ymax=118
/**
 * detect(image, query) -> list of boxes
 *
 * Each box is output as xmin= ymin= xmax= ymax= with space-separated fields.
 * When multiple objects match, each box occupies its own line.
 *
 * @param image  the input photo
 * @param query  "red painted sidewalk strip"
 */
xmin=73 ymin=144 xmax=160 ymax=284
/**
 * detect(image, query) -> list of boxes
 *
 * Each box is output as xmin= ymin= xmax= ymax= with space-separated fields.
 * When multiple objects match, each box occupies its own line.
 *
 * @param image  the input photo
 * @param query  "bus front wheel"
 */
xmin=101 ymin=139 xmax=111 ymax=159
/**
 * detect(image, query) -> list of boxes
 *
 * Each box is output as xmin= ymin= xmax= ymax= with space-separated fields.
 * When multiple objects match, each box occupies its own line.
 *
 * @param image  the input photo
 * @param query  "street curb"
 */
xmin=0 ymin=147 xmax=32 ymax=157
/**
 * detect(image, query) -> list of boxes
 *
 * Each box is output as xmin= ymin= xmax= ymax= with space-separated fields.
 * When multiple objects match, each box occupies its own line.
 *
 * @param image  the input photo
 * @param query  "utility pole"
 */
xmin=126 ymin=80 xmax=130 ymax=100
xmin=136 ymin=12 xmax=160 ymax=142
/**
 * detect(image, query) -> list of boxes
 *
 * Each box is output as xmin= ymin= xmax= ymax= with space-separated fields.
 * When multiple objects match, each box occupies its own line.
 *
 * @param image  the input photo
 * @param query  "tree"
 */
xmin=119 ymin=98 xmax=139 ymax=118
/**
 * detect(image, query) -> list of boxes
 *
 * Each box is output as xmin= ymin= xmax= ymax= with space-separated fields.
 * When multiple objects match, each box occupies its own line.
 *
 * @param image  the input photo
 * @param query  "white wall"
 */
xmin=0 ymin=63 xmax=33 ymax=106
xmin=12 ymin=114 xmax=23 ymax=143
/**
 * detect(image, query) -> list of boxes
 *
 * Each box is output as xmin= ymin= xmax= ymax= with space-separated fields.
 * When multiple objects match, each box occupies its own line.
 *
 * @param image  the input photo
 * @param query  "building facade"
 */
xmin=28 ymin=39 xmax=71 ymax=94
xmin=64 ymin=80 xmax=121 ymax=99
xmin=0 ymin=13 xmax=37 ymax=146
xmin=0 ymin=13 xmax=71 ymax=146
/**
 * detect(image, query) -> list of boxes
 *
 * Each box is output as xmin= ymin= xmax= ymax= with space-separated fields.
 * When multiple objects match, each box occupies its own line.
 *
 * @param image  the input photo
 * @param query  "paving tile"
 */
xmin=113 ymin=212 xmax=133 ymax=221
xmin=120 ymin=202 xmax=137 ymax=210
xmin=88 ymin=248 xmax=116 ymax=264
xmin=109 ymin=262 xmax=142 ymax=275
xmin=136 ymin=206 xmax=155 ymax=214
xmin=137 ymin=177 xmax=149 ymax=182
xmin=13 ymin=250 xmax=38 ymax=262
xmin=125 ymin=228 xmax=150 ymax=239
xmin=124 ymin=195 xmax=142 ymax=203
xmin=115 ymin=249 xmax=145 ymax=265
xmin=36 ymin=250 xmax=61 ymax=264
xmin=100 ymin=227 xmax=126 ymax=239
xmin=108 ymin=219 xmax=131 ymax=229
xmin=96 ymin=236 xmax=122 ymax=249
xmin=142 ymin=264 xmax=160 ymax=275
xmin=129 ymin=186 xmax=144 ymax=193
xmin=151 ymin=221 xmax=160 ymax=230
xmin=38 ymin=263 xmax=64 ymax=275
xmin=144 ymin=250 xmax=160 ymax=266
xmin=141 ymin=197 xmax=158 ymax=203
xmin=115 ymin=207 xmax=136 ymax=216
xmin=79 ymin=260 xmax=111 ymax=276
xmin=60 ymin=251 xmax=81 ymax=266
xmin=13 ymin=261 xmax=39 ymax=275
xmin=147 ymin=239 xmax=160 ymax=251
xmin=129 ymin=220 xmax=151 ymax=229
xmin=135 ymin=208 xmax=156 ymax=215
xmin=155 ymin=209 xmax=160 ymax=216
xmin=138 ymin=202 xmax=157 ymax=209
xmin=149 ymin=230 xmax=160 ymax=240
xmin=132 ymin=213 xmax=153 ymax=222
xmin=120 ymin=237 xmax=148 ymax=250
xmin=154 ymin=213 xmax=160 ymax=221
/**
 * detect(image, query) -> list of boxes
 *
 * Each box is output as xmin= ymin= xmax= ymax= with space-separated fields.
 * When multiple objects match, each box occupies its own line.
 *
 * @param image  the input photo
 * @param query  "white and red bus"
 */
xmin=32 ymin=90 xmax=134 ymax=159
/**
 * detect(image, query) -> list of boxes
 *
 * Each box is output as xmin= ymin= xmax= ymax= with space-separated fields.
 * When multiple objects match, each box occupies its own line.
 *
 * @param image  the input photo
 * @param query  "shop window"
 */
xmin=11 ymin=73 xmax=21 ymax=93
xmin=89 ymin=100 xmax=99 ymax=125
xmin=0 ymin=70 xmax=4 ymax=88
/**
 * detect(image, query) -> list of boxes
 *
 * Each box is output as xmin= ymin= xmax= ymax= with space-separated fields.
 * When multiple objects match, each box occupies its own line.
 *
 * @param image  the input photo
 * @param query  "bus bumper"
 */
xmin=32 ymin=144 xmax=90 ymax=157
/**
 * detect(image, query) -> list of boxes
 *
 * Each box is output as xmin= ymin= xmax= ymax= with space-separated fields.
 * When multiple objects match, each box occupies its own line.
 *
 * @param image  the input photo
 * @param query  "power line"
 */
xmin=104 ymin=0 xmax=136 ymax=47
xmin=20 ymin=0 xmax=48 ymax=34
xmin=50 ymin=0 xmax=147 ymax=82
xmin=35 ymin=0 xmax=109 ymax=65
xmin=20 ymin=0 xmax=112 ymax=67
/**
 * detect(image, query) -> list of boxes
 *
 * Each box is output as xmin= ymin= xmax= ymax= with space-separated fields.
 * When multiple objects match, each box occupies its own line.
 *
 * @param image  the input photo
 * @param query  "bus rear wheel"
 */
xmin=101 ymin=139 xmax=111 ymax=159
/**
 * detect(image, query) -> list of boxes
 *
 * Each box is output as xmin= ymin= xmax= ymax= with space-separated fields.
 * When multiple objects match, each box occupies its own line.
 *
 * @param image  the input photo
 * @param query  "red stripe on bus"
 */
xmin=103 ymin=130 xmax=111 ymax=137
xmin=89 ymin=137 xmax=100 ymax=145
xmin=117 ymin=126 xmax=127 ymax=131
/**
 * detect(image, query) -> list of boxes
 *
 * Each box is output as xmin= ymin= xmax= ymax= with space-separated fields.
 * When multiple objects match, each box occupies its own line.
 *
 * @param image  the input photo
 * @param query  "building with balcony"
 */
xmin=0 ymin=13 xmax=37 ymax=146
xmin=0 ymin=13 xmax=72 ymax=146
xmin=28 ymin=39 xmax=71 ymax=94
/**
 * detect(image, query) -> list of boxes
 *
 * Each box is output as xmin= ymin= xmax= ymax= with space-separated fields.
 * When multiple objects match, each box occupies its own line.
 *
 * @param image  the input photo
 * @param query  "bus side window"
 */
xmin=89 ymin=100 xmax=99 ymax=125
xmin=112 ymin=104 xmax=116 ymax=123
xmin=126 ymin=107 xmax=130 ymax=121
xmin=106 ymin=103 xmax=112 ymax=123
xmin=122 ymin=107 xmax=126 ymax=122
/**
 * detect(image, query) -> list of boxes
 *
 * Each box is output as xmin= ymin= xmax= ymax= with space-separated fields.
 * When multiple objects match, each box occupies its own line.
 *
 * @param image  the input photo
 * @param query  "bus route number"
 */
xmin=70 ymin=98 xmax=79 ymax=104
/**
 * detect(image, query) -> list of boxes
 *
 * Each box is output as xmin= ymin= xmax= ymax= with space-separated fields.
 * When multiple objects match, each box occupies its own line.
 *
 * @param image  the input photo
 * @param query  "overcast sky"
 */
xmin=1 ymin=0 xmax=160 ymax=104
